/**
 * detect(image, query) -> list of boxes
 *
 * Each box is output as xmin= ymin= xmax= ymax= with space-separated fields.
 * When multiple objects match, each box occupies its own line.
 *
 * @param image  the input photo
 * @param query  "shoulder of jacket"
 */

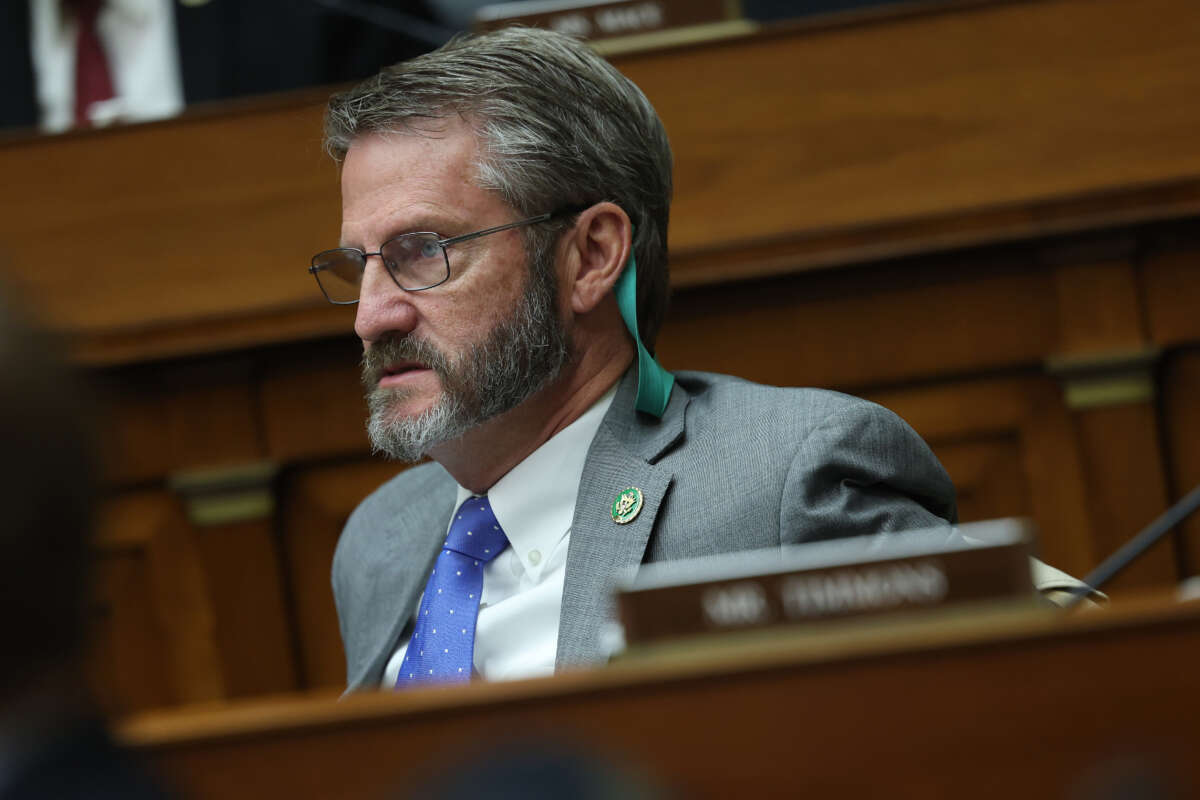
xmin=673 ymin=370 xmax=887 ymax=431
xmin=336 ymin=461 xmax=452 ymax=568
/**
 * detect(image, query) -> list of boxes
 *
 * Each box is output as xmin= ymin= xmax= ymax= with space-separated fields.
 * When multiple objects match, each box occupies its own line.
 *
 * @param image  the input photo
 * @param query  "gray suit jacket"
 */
xmin=333 ymin=368 xmax=957 ymax=690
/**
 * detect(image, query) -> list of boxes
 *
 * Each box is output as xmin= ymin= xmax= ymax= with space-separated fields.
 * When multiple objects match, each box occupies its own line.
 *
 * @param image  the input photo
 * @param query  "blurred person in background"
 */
xmin=0 ymin=286 xmax=168 ymax=799
xmin=1 ymin=0 xmax=447 ymax=133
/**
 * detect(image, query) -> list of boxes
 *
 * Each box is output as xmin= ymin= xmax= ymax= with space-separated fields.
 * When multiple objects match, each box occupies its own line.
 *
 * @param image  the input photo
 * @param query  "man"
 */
xmin=0 ymin=285 xmax=169 ymax=798
xmin=1 ymin=0 xmax=444 ymax=132
xmin=316 ymin=26 xmax=957 ymax=692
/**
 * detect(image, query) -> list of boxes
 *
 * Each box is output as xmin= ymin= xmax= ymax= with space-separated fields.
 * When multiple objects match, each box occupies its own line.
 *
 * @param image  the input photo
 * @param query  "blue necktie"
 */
xmin=396 ymin=496 xmax=508 ymax=687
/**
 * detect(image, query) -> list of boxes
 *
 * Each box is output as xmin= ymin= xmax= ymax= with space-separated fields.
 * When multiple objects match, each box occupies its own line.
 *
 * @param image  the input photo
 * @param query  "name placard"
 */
xmin=617 ymin=519 xmax=1036 ymax=645
xmin=474 ymin=0 xmax=735 ymax=41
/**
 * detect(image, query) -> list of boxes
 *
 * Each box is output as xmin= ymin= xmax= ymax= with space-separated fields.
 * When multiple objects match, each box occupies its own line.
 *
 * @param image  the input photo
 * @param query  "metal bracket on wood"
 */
xmin=168 ymin=461 xmax=279 ymax=527
xmin=1044 ymin=348 xmax=1160 ymax=410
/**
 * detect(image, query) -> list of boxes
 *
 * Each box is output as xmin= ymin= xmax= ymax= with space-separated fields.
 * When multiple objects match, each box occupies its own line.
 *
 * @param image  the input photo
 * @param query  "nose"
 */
xmin=354 ymin=255 xmax=419 ymax=344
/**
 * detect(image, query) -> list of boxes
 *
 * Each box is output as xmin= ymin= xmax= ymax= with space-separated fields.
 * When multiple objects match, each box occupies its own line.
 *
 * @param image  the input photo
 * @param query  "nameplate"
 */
xmin=617 ymin=519 xmax=1036 ymax=645
xmin=474 ymin=0 xmax=733 ymax=40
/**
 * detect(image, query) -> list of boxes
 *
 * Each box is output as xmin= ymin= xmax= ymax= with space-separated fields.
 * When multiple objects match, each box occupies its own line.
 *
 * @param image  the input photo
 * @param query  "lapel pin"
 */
xmin=611 ymin=487 xmax=644 ymax=525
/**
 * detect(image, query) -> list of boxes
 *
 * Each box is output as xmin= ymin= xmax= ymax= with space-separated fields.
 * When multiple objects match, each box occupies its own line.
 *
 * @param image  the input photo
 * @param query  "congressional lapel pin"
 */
xmin=611 ymin=487 xmax=644 ymax=525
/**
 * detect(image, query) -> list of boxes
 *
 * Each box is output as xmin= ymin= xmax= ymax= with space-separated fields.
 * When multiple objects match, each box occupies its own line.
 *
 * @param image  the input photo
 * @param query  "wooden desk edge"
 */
xmin=118 ymin=594 xmax=1199 ymax=751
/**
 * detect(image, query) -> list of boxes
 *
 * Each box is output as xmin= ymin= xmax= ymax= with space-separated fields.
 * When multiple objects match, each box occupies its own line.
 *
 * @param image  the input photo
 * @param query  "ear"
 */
xmin=562 ymin=202 xmax=631 ymax=315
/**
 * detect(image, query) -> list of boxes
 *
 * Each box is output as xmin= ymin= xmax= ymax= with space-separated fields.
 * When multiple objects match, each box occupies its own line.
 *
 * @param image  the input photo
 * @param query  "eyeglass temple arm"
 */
xmin=438 ymin=213 xmax=554 ymax=247
xmin=437 ymin=206 xmax=588 ymax=247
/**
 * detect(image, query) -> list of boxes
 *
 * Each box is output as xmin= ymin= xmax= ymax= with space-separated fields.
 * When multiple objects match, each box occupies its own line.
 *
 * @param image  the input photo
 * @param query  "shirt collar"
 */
xmin=454 ymin=385 xmax=617 ymax=569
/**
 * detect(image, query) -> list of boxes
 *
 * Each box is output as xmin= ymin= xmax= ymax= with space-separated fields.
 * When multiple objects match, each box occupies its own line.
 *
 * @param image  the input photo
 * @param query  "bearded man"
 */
xmin=313 ymin=27 xmax=958 ymax=692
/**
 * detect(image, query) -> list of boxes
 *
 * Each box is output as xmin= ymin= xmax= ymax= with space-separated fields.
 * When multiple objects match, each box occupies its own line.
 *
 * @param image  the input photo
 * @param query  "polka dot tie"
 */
xmin=395 ymin=496 xmax=508 ymax=687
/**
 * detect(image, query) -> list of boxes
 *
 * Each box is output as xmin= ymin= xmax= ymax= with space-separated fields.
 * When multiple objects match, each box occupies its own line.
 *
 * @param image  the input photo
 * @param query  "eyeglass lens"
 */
xmin=311 ymin=233 xmax=449 ymax=303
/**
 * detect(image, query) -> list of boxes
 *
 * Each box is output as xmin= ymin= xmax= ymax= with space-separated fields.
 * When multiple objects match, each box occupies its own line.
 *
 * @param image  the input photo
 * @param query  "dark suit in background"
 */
xmin=1 ymin=721 xmax=169 ymax=800
xmin=0 ymin=0 xmax=440 ymax=132
xmin=0 ymin=285 xmax=171 ymax=796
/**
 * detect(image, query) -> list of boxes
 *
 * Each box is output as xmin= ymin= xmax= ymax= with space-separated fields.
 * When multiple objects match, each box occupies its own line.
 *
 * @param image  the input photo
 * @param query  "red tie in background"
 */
xmin=69 ymin=0 xmax=115 ymax=127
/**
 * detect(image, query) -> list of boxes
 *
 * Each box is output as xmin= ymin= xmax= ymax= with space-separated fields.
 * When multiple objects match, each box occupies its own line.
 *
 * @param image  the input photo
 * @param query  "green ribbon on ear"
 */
xmin=614 ymin=250 xmax=674 ymax=418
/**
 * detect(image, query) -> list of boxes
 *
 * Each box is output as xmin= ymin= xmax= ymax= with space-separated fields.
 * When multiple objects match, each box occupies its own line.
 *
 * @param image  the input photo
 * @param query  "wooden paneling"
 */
xmin=91 ymin=487 xmax=300 ymax=713
xmin=628 ymin=0 xmax=1200 ymax=258
xmin=192 ymin=518 xmax=298 ymax=699
xmin=258 ymin=338 xmax=367 ymax=463
xmin=1072 ymin=404 xmax=1176 ymax=589
xmin=934 ymin=436 xmax=1029 ymax=526
xmin=658 ymin=256 xmax=1057 ymax=389
xmin=1144 ymin=242 xmax=1200 ymax=347
xmin=1162 ymin=350 xmax=1200 ymax=578
xmin=1050 ymin=258 xmax=1145 ymax=355
xmin=865 ymin=376 xmax=1096 ymax=576
xmin=2 ymin=0 xmax=1199 ymax=366
xmin=99 ymin=360 xmax=267 ymax=485
xmin=0 ymin=97 xmax=339 ymax=341
xmin=1042 ymin=252 xmax=1175 ymax=590
xmin=91 ymin=492 xmax=225 ymax=713
xmin=159 ymin=364 xmax=266 ymax=471
xmin=90 ymin=546 xmax=176 ymax=713
xmin=280 ymin=460 xmax=410 ymax=690
xmin=1013 ymin=383 xmax=1099 ymax=580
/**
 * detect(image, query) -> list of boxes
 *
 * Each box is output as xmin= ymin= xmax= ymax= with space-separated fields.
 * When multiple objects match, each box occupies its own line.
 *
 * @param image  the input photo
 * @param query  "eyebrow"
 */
xmin=340 ymin=212 xmax=467 ymax=249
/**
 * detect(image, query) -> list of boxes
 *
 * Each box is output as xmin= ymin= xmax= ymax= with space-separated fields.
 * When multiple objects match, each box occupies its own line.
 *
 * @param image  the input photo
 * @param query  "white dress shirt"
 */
xmin=30 ymin=0 xmax=184 ymax=132
xmin=383 ymin=386 xmax=617 ymax=686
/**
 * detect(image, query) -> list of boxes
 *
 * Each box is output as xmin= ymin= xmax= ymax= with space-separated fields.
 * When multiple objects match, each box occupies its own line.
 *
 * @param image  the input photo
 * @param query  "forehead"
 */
xmin=339 ymin=122 xmax=491 ymax=237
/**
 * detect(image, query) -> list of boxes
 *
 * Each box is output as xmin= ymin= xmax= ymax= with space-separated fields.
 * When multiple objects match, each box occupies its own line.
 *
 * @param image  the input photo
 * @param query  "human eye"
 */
xmin=417 ymin=238 xmax=442 ymax=260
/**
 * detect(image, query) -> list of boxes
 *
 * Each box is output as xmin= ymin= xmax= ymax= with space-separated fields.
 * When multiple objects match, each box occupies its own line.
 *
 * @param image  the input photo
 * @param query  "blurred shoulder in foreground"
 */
xmin=0 ymin=284 xmax=171 ymax=799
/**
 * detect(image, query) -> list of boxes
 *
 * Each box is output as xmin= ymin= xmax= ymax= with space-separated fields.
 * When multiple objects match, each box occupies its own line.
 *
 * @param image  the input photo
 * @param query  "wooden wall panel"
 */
xmin=864 ymin=376 xmax=1095 ymax=577
xmin=91 ymin=492 xmax=225 ymax=713
xmin=1014 ymin=382 xmax=1099 ymax=578
xmin=0 ymin=98 xmax=339 ymax=339
xmin=1043 ymin=254 xmax=1175 ymax=590
xmin=92 ymin=489 xmax=301 ymax=712
xmin=2 ymin=0 xmax=1198 ymax=365
xmin=89 ymin=548 xmax=175 ymax=714
xmin=280 ymin=459 xmax=410 ymax=690
xmin=1051 ymin=258 xmax=1146 ymax=355
xmin=258 ymin=338 xmax=368 ymax=463
xmin=1072 ymin=404 xmax=1176 ymax=589
xmin=98 ymin=360 xmax=267 ymax=484
xmin=1162 ymin=349 xmax=1200 ymax=578
xmin=1144 ymin=243 xmax=1200 ymax=347
xmin=927 ymin=436 xmax=1029 ymax=526
xmin=160 ymin=364 xmax=265 ymax=470
xmin=193 ymin=519 xmax=299 ymax=699
xmin=658 ymin=257 xmax=1056 ymax=390
xmin=98 ymin=375 xmax=175 ymax=485
xmin=622 ymin=0 xmax=1200 ymax=264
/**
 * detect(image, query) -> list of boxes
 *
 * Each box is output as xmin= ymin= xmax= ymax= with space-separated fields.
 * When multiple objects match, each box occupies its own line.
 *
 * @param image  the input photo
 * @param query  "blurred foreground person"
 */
xmin=0 ymin=288 xmax=168 ymax=798
xmin=406 ymin=738 xmax=668 ymax=800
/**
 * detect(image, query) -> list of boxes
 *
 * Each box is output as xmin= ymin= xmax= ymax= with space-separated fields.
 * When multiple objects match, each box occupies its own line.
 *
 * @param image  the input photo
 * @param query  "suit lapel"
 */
xmin=348 ymin=473 xmax=456 ymax=690
xmin=556 ymin=368 xmax=689 ymax=667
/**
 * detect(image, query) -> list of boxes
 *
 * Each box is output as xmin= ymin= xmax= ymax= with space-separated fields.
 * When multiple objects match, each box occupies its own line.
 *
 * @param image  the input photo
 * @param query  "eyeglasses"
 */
xmin=309 ymin=208 xmax=577 ymax=305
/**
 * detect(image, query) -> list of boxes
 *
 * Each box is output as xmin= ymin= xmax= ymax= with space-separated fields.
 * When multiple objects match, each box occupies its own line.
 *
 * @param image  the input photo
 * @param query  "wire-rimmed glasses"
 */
xmin=309 ymin=209 xmax=576 ymax=305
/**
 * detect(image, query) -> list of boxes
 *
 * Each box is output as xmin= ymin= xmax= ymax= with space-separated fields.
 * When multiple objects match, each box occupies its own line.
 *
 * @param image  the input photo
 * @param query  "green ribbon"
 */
xmin=614 ymin=250 xmax=674 ymax=418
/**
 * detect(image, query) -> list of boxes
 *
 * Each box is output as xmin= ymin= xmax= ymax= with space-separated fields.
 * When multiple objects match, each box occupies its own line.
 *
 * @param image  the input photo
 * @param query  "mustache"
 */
xmin=360 ymin=334 xmax=452 ymax=391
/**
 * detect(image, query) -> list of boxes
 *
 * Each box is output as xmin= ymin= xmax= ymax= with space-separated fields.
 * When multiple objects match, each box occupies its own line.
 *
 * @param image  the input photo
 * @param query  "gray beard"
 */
xmin=362 ymin=264 xmax=571 ymax=462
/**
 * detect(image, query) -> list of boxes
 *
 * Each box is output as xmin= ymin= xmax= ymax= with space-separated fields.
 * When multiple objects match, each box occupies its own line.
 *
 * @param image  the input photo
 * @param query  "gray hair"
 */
xmin=324 ymin=26 xmax=673 ymax=349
